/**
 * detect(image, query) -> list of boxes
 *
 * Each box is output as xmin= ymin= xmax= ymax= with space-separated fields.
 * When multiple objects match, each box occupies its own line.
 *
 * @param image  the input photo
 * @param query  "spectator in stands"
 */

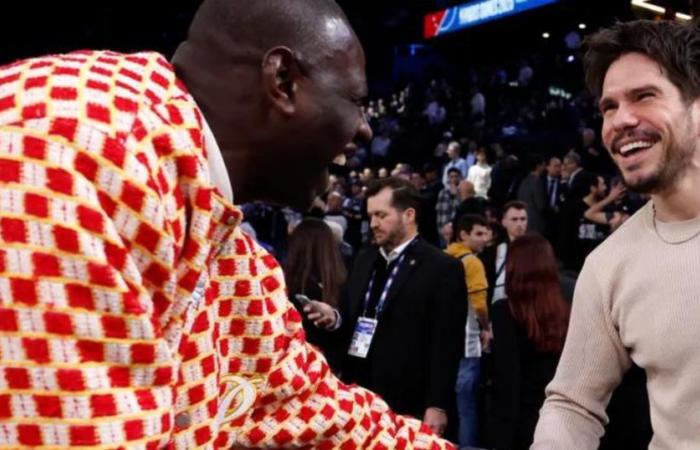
xmin=544 ymin=156 xmax=565 ymax=242
xmin=436 ymin=168 xmax=463 ymax=243
xmin=325 ymin=190 xmax=348 ymax=236
xmin=443 ymin=141 xmax=469 ymax=185
xmin=452 ymin=180 xmax=487 ymax=241
xmin=425 ymin=95 xmax=447 ymax=126
xmin=559 ymin=151 xmax=591 ymax=270
xmin=371 ymin=128 xmax=392 ymax=165
xmin=343 ymin=179 xmax=366 ymax=249
xmin=575 ymin=173 xmax=611 ymax=268
xmin=485 ymin=201 xmax=528 ymax=305
xmin=446 ymin=214 xmax=492 ymax=448
xmin=361 ymin=167 xmax=375 ymax=184
xmin=285 ymin=218 xmax=347 ymax=361
xmin=340 ymin=177 xmax=467 ymax=437
xmin=492 ymin=234 xmax=569 ymax=450
xmin=583 ymin=182 xmax=629 ymax=233
xmin=422 ymin=162 xmax=444 ymax=204
xmin=467 ymin=148 xmax=493 ymax=199
xmin=545 ymin=156 xmax=564 ymax=211
xmin=410 ymin=170 xmax=426 ymax=190
xmin=562 ymin=150 xmax=589 ymax=200
xmin=517 ymin=154 xmax=547 ymax=235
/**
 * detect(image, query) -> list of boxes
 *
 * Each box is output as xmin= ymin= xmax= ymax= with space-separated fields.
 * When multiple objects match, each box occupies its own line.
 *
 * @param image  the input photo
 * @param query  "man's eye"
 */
xmin=600 ymin=103 xmax=616 ymax=114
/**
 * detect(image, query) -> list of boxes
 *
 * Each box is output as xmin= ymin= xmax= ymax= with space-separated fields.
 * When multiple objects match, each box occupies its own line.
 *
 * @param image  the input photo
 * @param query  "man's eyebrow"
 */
xmin=599 ymin=84 xmax=661 ymax=110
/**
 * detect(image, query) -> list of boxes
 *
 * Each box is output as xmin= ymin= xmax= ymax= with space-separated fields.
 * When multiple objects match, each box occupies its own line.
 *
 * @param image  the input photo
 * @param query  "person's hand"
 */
xmin=311 ymin=196 xmax=326 ymax=210
xmin=423 ymin=407 xmax=448 ymax=437
xmin=608 ymin=183 xmax=627 ymax=201
xmin=440 ymin=223 xmax=453 ymax=244
xmin=480 ymin=327 xmax=493 ymax=351
xmin=303 ymin=301 xmax=337 ymax=329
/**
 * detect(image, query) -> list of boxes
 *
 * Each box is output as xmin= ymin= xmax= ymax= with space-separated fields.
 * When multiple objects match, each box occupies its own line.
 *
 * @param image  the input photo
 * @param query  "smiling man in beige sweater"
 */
xmin=533 ymin=19 xmax=700 ymax=449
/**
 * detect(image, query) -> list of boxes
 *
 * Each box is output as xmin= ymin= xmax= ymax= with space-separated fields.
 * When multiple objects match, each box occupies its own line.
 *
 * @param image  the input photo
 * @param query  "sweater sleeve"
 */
xmin=532 ymin=262 xmax=632 ymax=449
xmin=465 ymin=256 xmax=488 ymax=319
xmin=216 ymin=236 xmax=457 ymax=450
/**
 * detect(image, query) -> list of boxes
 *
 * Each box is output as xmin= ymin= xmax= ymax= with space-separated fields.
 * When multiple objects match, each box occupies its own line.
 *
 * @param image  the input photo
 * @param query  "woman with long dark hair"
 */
xmin=491 ymin=233 xmax=570 ymax=450
xmin=284 ymin=218 xmax=347 ymax=372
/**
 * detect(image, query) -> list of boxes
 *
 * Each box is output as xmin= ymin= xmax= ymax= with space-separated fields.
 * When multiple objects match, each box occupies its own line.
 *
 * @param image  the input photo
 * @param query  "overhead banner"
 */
xmin=424 ymin=0 xmax=560 ymax=39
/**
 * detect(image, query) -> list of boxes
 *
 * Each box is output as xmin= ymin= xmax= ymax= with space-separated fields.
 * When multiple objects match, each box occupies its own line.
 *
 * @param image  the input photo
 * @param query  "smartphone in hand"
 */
xmin=294 ymin=294 xmax=312 ymax=308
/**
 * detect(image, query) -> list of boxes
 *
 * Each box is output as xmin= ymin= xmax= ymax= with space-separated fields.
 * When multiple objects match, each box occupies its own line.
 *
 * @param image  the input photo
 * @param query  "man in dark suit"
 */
xmin=544 ymin=156 xmax=564 ymax=244
xmin=517 ymin=154 xmax=547 ymax=235
xmin=558 ymin=151 xmax=592 ymax=271
xmin=339 ymin=177 xmax=468 ymax=438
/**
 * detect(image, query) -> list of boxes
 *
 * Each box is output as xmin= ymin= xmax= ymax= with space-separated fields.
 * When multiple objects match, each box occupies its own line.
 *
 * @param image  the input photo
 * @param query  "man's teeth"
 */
xmin=620 ymin=141 xmax=654 ymax=155
xmin=333 ymin=154 xmax=347 ymax=166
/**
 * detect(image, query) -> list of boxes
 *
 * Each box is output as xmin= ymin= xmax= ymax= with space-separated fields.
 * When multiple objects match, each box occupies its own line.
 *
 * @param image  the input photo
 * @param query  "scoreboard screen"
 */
xmin=424 ymin=0 xmax=560 ymax=39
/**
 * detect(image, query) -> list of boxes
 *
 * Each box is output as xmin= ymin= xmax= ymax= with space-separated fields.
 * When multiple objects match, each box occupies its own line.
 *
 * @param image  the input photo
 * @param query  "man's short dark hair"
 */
xmin=366 ymin=177 xmax=422 ymax=219
xmin=563 ymin=151 xmax=581 ymax=167
xmin=525 ymin=154 xmax=546 ymax=172
xmin=502 ymin=200 xmax=527 ymax=217
xmin=584 ymin=19 xmax=700 ymax=101
xmin=446 ymin=167 xmax=462 ymax=176
xmin=457 ymin=214 xmax=488 ymax=235
xmin=581 ymin=173 xmax=604 ymax=191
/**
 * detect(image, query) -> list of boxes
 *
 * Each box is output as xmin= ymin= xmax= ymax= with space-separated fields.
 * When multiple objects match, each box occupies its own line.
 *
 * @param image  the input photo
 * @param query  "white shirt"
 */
xmin=492 ymin=242 xmax=508 ymax=304
xmin=202 ymin=116 xmax=234 ymax=203
xmin=471 ymin=92 xmax=485 ymax=116
xmin=568 ymin=167 xmax=582 ymax=187
xmin=467 ymin=163 xmax=492 ymax=199
xmin=379 ymin=235 xmax=417 ymax=265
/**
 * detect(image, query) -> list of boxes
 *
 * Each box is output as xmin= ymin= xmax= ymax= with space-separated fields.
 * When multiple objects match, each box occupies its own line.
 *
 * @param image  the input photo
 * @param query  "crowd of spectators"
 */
xmin=240 ymin=50 xmax=652 ymax=449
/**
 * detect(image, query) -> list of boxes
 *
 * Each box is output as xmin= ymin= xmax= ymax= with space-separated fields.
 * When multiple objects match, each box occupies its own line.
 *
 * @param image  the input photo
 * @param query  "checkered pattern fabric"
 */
xmin=0 ymin=51 xmax=454 ymax=449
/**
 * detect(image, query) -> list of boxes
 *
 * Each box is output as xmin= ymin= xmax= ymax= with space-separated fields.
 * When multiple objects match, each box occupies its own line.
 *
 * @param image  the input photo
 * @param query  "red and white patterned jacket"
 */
xmin=0 ymin=51 xmax=454 ymax=449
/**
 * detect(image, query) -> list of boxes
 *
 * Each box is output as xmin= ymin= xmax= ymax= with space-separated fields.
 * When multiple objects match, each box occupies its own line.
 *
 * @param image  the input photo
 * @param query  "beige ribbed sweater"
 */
xmin=533 ymin=201 xmax=700 ymax=449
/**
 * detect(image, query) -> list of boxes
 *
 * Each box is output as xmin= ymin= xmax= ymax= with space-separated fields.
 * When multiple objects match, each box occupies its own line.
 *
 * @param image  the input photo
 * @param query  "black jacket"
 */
xmin=491 ymin=300 xmax=560 ymax=450
xmin=338 ymin=237 xmax=468 ymax=419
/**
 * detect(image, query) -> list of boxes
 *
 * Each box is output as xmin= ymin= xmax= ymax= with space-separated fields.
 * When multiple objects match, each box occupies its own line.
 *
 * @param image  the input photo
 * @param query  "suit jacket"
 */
xmin=0 ymin=51 xmax=453 ymax=449
xmin=340 ymin=238 xmax=468 ymax=418
xmin=517 ymin=173 xmax=547 ymax=235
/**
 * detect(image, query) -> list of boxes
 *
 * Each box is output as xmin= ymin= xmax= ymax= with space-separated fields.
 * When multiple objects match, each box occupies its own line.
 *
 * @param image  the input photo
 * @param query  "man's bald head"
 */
xmin=458 ymin=180 xmax=475 ymax=201
xmin=185 ymin=0 xmax=353 ymax=65
xmin=172 ymin=0 xmax=372 ymax=210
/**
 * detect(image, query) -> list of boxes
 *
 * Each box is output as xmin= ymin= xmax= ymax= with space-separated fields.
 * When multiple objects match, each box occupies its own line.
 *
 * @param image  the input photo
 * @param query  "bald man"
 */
xmin=0 ymin=1 xmax=454 ymax=449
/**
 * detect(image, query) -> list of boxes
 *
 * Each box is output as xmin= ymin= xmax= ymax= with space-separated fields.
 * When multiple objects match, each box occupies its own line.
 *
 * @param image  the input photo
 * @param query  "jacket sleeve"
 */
xmin=465 ymin=256 xmax=488 ymax=318
xmin=425 ymin=257 xmax=468 ymax=411
xmin=0 ymin=121 xmax=187 ymax=448
xmin=491 ymin=301 xmax=521 ymax=450
xmin=532 ymin=262 xmax=631 ymax=449
xmin=215 ymin=236 xmax=456 ymax=449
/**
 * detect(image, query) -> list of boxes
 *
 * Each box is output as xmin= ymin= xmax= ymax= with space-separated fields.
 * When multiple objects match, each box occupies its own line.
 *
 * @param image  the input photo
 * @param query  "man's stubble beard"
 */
xmin=623 ymin=113 xmax=695 ymax=195
xmin=379 ymin=219 xmax=407 ymax=254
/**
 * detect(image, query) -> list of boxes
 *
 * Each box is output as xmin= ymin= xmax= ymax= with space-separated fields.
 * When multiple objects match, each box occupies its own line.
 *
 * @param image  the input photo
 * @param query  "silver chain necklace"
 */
xmin=652 ymin=204 xmax=700 ymax=245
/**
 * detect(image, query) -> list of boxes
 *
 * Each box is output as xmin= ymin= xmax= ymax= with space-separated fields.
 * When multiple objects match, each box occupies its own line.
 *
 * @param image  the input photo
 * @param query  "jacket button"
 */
xmin=175 ymin=412 xmax=191 ymax=428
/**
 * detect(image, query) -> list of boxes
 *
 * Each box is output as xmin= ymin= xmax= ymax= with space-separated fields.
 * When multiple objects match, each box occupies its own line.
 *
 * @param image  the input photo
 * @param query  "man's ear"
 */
xmin=692 ymin=99 xmax=700 ymax=139
xmin=261 ymin=46 xmax=301 ymax=116
xmin=458 ymin=229 xmax=467 ymax=242
xmin=403 ymin=207 xmax=416 ymax=225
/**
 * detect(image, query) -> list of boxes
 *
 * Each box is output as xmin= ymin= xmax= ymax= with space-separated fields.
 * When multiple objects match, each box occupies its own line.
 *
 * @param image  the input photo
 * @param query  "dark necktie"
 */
xmin=549 ymin=178 xmax=557 ymax=207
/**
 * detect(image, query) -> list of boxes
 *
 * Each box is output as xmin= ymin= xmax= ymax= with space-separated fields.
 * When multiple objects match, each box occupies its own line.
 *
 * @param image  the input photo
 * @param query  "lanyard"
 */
xmin=362 ymin=239 xmax=416 ymax=319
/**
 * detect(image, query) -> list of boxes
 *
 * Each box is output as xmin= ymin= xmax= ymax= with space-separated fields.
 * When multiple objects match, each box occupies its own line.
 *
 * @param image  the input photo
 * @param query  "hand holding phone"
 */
xmin=294 ymin=294 xmax=337 ymax=329
xmin=294 ymin=294 xmax=312 ymax=307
